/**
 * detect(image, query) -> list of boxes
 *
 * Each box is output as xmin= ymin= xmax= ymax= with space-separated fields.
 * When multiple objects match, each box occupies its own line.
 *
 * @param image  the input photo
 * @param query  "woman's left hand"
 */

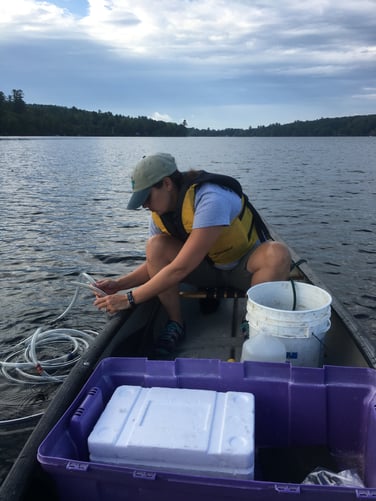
xmin=93 ymin=294 xmax=130 ymax=314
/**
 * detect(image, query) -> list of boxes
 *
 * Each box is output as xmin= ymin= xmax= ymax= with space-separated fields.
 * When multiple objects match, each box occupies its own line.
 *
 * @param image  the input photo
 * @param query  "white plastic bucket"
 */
xmin=245 ymin=281 xmax=332 ymax=367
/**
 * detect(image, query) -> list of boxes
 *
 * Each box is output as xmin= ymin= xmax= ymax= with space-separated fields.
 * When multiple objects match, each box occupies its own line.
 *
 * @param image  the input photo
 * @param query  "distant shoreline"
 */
xmin=1 ymin=89 xmax=375 ymax=137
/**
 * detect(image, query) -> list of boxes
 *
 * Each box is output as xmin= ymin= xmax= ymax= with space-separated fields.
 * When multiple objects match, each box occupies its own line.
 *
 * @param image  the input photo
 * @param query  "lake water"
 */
xmin=0 ymin=136 xmax=375 ymax=483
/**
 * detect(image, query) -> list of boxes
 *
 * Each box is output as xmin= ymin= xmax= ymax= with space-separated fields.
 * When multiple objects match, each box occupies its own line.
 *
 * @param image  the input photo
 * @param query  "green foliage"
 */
xmin=187 ymin=117 xmax=376 ymax=137
xmin=245 ymin=116 xmax=376 ymax=137
xmin=0 ymin=89 xmax=375 ymax=136
xmin=0 ymin=90 xmax=187 ymax=137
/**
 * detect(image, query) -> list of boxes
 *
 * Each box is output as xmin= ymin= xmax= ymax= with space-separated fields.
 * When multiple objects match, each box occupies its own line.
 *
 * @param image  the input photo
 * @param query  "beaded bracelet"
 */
xmin=126 ymin=290 xmax=137 ymax=309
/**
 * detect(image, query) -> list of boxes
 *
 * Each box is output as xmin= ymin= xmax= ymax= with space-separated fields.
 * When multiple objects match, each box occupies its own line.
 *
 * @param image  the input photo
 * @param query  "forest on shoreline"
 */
xmin=1 ymin=89 xmax=376 ymax=137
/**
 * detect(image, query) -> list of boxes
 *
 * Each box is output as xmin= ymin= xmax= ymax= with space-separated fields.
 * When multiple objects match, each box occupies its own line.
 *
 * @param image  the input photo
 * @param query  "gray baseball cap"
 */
xmin=127 ymin=153 xmax=178 ymax=209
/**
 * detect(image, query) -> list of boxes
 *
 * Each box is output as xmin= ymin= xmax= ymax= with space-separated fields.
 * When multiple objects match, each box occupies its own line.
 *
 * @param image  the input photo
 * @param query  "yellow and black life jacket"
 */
xmin=151 ymin=171 xmax=270 ymax=265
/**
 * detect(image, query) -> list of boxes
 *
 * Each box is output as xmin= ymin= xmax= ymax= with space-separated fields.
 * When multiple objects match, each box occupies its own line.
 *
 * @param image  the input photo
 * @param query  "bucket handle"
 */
xmin=308 ymin=318 xmax=332 ymax=339
xmin=313 ymin=319 xmax=331 ymax=337
xmin=311 ymin=320 xmax=331 ymax=350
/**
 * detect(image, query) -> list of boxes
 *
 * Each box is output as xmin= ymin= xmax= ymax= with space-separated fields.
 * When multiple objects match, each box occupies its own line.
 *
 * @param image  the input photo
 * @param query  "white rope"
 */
xmin=0 ymin=273 xmax=105 ymax=425
xmin=0 ymin=328 xmax=98 ymax=384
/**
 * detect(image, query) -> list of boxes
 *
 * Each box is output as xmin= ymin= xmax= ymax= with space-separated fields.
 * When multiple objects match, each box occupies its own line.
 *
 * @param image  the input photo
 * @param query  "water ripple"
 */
xmin=0 ymin=136 xmax=375 ymax=484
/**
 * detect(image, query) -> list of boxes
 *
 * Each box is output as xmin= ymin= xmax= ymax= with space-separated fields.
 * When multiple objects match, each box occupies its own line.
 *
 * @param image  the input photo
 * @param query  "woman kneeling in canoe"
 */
xmin=94 ymin=153 xmax=291 ymax=356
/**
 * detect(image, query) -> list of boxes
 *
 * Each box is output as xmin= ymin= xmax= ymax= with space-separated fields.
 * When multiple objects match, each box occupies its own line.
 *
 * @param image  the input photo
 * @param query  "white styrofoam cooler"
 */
xmin=88 ymin=385 xmax=255 ymax=479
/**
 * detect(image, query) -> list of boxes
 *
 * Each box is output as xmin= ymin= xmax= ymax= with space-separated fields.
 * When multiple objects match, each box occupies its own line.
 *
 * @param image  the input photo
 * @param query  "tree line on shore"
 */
xmin=1 ymin=89 xmax=376 ymax=137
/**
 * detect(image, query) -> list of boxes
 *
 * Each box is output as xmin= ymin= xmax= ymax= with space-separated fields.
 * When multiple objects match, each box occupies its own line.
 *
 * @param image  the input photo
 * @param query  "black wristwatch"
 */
xmin=126 ymin=290 xmax=137 ymax=309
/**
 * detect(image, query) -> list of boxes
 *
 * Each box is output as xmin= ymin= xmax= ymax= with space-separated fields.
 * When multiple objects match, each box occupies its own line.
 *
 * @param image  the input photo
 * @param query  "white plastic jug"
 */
xmin=241 ymin=334 xmax=286 ymax=363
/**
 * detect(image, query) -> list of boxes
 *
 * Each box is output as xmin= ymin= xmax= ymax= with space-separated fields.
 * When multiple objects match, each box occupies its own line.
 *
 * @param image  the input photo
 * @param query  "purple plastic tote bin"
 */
xmin=37 ymin=357 xmax=376 ymax=500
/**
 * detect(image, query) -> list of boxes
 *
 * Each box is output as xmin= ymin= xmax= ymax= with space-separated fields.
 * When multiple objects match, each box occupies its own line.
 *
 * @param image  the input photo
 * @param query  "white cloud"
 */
xmin=150 ymin=112 xmax=173 ymax=122
xmin=352 ymin=87 xmax=376 ymax=101
xmin=0 ymin=0 xmax=375 ymax=128
xmin=0 ymin=0 xmax=76 ymax=38
xmin=3 ymin=1 xmax=375 ymax=72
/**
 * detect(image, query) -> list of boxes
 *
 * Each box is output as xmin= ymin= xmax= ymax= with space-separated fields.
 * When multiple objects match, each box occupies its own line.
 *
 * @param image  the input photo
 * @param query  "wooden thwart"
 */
xmin=179 ymin=288 xmax=245 ymax=299
xmin=179 ymin=268 xmax=304 ymax=300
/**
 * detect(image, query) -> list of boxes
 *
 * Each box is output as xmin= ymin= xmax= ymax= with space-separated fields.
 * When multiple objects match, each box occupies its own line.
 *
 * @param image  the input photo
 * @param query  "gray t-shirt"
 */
xmin=149 ymin=183 xmax=241 ymax=236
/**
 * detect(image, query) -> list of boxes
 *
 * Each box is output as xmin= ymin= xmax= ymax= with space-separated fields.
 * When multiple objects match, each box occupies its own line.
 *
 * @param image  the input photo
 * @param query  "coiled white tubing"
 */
xmin=0 ymin=273 xmax=104 ymax=385
xmin=0 ymin=328 xmax=98 ymax=384
xmin=0 ymin=273 xmax=104 ymax=425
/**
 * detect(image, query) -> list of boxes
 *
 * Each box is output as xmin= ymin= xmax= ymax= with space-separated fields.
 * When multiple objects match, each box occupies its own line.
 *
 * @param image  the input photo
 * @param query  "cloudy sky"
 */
xmin=1 ymin=0 xmax=375 ymax=129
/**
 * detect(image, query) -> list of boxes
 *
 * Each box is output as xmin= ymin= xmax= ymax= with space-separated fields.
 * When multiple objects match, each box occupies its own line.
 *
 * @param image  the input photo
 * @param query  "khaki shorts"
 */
xmin=184 ymin=242 xmax=261 ymax=292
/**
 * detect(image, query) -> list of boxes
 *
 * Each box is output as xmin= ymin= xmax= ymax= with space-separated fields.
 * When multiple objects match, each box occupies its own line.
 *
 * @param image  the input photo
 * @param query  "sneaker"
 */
xmin=155 ymin=321 xmax=185 ymax=357
xmin=241 ymin=319 xmax=249 ymax=338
